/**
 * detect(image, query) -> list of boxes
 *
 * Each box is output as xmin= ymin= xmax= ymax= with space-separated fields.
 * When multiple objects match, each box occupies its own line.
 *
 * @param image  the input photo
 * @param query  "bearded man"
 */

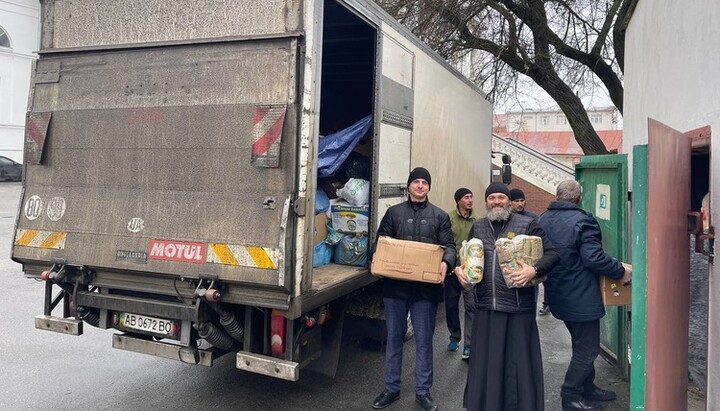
xmin=456 ymin=182 xmax=559 ymax=411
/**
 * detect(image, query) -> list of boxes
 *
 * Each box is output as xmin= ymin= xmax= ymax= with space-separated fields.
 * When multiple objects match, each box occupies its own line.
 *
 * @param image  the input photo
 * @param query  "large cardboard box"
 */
xmin=370 ymin=236 xmax=444 ymax=284
xmin=600 ymin=263 xmax=632 ymax=306
xmin=331 ymin=203 xmax=369 ymax=234
xmin=314 ymin=213 xmax=328 ymax=245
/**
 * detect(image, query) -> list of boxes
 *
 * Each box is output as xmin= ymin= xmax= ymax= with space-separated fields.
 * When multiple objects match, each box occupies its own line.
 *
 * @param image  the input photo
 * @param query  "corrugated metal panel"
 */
xmin=15 ymin=39 xmax=299 ymax=289
xmin=48 ymin=0 xmax=303 ymax=49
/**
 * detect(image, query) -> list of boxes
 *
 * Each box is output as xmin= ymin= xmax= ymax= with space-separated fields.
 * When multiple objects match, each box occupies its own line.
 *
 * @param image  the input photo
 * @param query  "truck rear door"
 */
xmin=14 ymin=38 xmax=300 ymax=297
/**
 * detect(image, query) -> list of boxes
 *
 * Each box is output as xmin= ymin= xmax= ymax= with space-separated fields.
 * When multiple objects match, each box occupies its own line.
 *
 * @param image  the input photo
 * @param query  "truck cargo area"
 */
xmin=307 ymin=0 xmax=377 ymax=302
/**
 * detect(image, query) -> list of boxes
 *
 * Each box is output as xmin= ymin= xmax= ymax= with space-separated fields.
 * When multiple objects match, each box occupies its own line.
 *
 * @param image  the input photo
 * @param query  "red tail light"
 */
xmin=270 ymin=309 xmax=286 ymax=357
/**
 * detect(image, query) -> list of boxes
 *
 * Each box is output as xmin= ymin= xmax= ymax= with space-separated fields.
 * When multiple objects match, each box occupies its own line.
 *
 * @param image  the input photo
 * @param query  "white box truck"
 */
xmin=13 ymin=0 xmax=492 ymax=381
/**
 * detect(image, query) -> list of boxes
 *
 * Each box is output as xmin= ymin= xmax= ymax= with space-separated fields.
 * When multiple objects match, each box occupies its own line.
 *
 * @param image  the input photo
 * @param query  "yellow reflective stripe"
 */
xmin=246 ymin=246 xmax=276 ymax=269
xmin=40 ymin=231 xmax=65 ymax=248
xmin=16 ymin=229 xmax=39 ymax=246
xmin=210 ymin=243 xmax=240 ymax=266
xmin=15 ymin=229 xmax=66 ymax=249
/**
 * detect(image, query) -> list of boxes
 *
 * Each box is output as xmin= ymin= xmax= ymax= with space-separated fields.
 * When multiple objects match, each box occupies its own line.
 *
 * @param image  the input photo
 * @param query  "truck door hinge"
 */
xmin=293 ymin=196 xmax=306 ymax=216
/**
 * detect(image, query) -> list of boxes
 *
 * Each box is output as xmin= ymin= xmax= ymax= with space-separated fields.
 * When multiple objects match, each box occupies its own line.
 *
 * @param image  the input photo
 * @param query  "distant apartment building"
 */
xmin=494 ymin=107 xmax=622 ymax=166
xmin=0 ymin=0 xmax=40 ymax=163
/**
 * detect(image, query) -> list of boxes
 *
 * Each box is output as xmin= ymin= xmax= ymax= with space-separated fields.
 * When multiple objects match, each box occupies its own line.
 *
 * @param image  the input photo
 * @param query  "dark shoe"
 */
xmin=372 ymin=389 xmax=400 ymax=409
xmin=415 ymin=393 xmax=438 ymax=411
xmin=461 ymin=346 xmax=471 ymax=361
xmin=447 ymin=340 xmax=459 ymax=352
xmin=538 ymin=303 xmax=550 ymax=315
xmin=562 ymin=398 xmax=602 ymax=411
xmin=584 ymin=386 xmax=617 ymax=402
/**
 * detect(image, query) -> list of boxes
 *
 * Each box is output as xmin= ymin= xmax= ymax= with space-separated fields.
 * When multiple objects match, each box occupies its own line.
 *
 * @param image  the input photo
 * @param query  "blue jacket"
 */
xmin=538 ymin=201 xmax=625 ymax=322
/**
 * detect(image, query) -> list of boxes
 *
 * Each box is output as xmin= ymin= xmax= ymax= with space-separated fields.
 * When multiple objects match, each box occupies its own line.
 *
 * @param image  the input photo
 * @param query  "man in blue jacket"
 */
xmin=538 ymin=180 xmax=632 ymax=411
xmin=370 ymin=167 xmax=456 ymax=411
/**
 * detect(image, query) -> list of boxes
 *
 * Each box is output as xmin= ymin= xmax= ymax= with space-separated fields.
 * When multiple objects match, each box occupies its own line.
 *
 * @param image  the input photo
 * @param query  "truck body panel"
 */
xmin=14 ymin=0 xmax=493 ymax=380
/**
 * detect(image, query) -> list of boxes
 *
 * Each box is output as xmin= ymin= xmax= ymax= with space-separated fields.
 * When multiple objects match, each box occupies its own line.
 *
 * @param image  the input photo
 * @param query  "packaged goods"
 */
xmin=458 ymin=238 xmax=484 ymax=285
xmin=313 ymin=242 xmax=333 ymax=267
xmin=495 ymin=235 xmax=544 ymax=288
xmin=600 ymin=263 xmax=632 ymax=306
xmin=334 ymin=234 xmax=368 ymax=266
xmin=330 ymin=202 xmax=369 ymax=234
xmin=336 ymin=178 xmax=370 ymax=206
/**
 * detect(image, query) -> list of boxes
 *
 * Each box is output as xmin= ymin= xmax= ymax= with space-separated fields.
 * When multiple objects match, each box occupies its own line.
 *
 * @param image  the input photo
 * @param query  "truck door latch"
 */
xmin=263 ymin=197 xmax=277 ymax=209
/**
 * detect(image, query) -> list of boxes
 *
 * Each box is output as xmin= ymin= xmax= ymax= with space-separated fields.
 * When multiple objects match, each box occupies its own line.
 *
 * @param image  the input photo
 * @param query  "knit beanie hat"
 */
xmin=454 ymin=188 xmax=473 ymax=204
xmin=509 ymin=188 xmax=525 ymax=201
xmin=485 ymin=182 xmax=511 ymax=199
xmin=407 ymin=167 xmax=432 ymax=188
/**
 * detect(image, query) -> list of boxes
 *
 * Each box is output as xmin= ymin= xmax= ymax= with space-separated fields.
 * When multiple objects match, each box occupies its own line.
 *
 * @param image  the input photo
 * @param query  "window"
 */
xmin=540 ymin=116 xmax=550 ymax=125
xmin=591 ymin=114 xmax=603 ymax=124
xmin=556 ymin=116 xmax=567 ymax=125
xmin=0 ymin=26 xmax=10 ymax=48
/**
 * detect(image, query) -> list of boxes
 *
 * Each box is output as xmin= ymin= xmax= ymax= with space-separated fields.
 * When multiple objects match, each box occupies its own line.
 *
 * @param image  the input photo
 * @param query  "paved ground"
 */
xmin=535 ymin=289 xmax=706 ymax=411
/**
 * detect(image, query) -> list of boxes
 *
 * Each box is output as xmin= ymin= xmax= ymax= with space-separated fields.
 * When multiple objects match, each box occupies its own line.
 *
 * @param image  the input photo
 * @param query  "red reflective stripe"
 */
xmin=253 ymin=106 xmax=271 ymax=125
xmin=252 ymin=111 xmax=286 ymax=156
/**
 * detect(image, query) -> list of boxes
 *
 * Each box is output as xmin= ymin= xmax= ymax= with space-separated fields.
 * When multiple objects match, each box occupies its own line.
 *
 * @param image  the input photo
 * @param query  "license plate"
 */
xmin=118 ymin=312 xmax=175 ymax=336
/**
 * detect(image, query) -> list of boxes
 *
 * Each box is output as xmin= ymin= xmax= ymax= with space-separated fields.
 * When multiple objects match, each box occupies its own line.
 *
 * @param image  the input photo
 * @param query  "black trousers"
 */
xmin=561 ymin=319 xmax=601 ymax=400
xmin=443 ymin=274 xmax=474 ymax=345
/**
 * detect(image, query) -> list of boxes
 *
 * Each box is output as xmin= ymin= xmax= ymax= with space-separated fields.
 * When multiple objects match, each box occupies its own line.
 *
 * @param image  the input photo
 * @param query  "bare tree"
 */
xmin=376 ymin=0 xmax=638 ymax=155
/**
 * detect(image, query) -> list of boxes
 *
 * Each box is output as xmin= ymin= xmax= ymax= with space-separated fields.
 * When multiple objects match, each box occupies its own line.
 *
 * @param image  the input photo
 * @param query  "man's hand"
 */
xmin=620 ymin=265 xmax=632 ymax=286
xmin=440 ymin=261 xmax=449 ymax=283
xmin=506 ymin=260 xmax=537 ymax=287
xmin=454 ymin=265 xmax=472 ymax=289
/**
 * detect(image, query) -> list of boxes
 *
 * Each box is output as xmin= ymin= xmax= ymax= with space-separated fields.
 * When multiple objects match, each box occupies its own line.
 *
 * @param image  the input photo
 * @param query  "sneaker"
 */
xmin=462 ymin=346 xmax=471 ymax=361
xmin=538 ymin=303 xmax=550 ymax=315
xmin=447 ymin=340 xmax=459 ymax=352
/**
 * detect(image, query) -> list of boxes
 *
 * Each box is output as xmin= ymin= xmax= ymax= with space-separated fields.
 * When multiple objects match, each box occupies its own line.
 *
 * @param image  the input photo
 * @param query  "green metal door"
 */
xmin=575 ymin=154 xmax=629 ymax=376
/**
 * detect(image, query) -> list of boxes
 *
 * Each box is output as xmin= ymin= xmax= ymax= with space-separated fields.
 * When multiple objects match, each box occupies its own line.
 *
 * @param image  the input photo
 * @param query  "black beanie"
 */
xmin=509 ymin=188 xmax=525 ymax=201
xmin=407 ymin=167 xmax=432 ymax=188
xmin=454 ymin=188 xmax=472 ymax=204
xmin=485 ymin=182 xmax=511 ymax=199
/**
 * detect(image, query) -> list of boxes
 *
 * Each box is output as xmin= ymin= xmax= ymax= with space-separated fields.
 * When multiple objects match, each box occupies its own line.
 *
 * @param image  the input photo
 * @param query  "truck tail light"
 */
xmin=270 ymin=309 xmax=285 ymax=357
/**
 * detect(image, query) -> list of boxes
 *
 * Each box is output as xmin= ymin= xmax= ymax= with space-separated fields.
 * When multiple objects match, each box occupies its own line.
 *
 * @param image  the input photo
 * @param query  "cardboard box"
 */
xmin=331 ymin=204 xmax=369 ymax=234
xmin=314 ymin=213 xmax=328 ymax=245
xmin=370 ymin=236 xmax=444 ymax=284
xmin=600 ymin=263 xmax=632 ymax=306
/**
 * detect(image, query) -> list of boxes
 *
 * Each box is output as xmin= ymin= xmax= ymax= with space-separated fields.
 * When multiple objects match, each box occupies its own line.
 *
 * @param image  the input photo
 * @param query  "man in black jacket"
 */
xmin=371 ymin=167 xmax=456 ymax=411
xmin=456 ymin=182 xmax=559 ymax=411
xmin=538 ymin=180 xmax=632 ymax=411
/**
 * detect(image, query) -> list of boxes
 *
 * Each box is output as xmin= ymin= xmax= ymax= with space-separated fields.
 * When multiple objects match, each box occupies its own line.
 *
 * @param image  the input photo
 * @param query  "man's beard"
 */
xmin=487 ymin=204 xmax=512 ymax=222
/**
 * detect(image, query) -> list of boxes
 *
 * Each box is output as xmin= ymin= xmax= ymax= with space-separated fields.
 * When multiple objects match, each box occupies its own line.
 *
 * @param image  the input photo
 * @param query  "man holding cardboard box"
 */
xmin=369 ymin=167 xmax=456 ymax=411
xmin=538 ymin=180 xmax=632 ymax=411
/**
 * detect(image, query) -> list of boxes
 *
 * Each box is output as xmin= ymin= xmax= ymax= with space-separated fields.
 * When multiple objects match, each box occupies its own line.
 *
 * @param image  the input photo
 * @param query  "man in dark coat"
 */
xmin=538 ymin=180 xmax=632 ymax=411
xmin=456 ymin=182 xmax=559 ymax=411
xmin=370 ymin=167 xmax=456 ymax=411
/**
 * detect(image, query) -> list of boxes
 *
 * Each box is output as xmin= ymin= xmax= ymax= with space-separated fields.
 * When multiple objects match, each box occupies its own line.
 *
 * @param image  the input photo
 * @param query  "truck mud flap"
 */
xmin=112 ymin=333 xmax=214 ymax=366
xmin=34 ymin=314 xmax=83 ymax=335
xmin=236 ymin=351 xmax=299 ymax=381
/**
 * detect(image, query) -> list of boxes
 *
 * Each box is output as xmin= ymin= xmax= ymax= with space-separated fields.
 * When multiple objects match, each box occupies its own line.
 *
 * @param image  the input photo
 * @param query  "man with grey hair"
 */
xmin=538 ymin=179 xmax=632 ymax=411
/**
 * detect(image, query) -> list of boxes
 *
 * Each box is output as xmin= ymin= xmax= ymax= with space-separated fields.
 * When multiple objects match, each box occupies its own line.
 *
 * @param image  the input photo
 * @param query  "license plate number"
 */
xmin=119 ymin=312 xmax=174 ymax=336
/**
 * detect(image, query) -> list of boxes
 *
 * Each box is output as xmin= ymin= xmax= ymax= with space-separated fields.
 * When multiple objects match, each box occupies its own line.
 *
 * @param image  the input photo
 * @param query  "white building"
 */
xmin=0 ymin=0 xmax=40 ymax=163
xmin=504 ymin=107 xmax=619 ymax=133
xmin=624 ymin=0 xmax=719 ymax=408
